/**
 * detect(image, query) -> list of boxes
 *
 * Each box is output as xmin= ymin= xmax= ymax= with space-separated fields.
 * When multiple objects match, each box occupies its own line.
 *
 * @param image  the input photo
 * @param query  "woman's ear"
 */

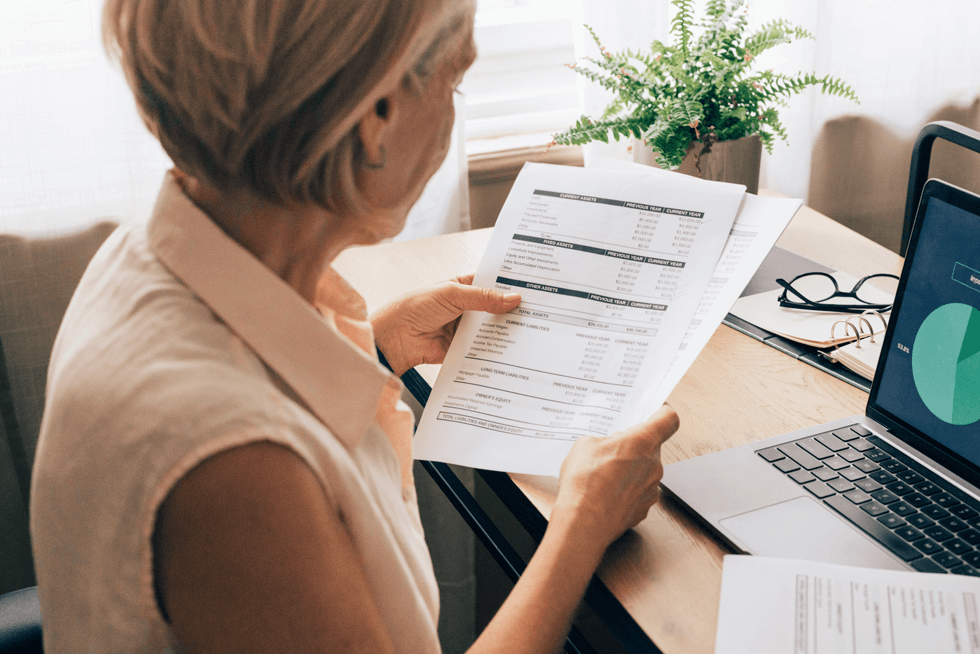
xmin=357 ymin=95 xmax=397 ymax=168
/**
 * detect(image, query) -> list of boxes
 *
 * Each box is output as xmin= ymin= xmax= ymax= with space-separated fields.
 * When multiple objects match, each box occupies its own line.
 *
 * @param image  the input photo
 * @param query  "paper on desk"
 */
xmin=413 ymin=162 xmax=745 ymax=475
xmin=729 ymin=273 xmax=893 ymax=348
xmin=588 ymin=158 xmax=802 ymax=411
xmin=716 ymin=555 xmax=980 ymax=654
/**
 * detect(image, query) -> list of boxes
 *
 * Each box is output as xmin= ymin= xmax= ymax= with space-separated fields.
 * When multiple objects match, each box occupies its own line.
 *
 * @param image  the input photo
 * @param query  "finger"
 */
xmin=444 ymin=283 xmax=521 ymax=315
xmin=453 ymin=274 xmax=476 ymax=286
xmin=615 ymin=404 xmax=679 ymax=448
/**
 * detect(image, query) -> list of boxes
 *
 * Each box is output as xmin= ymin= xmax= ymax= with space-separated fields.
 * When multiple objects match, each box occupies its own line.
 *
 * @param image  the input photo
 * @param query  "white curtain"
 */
xmin=572 ymin=0 xmax=671 ymax=164
xmin=572 ymin=0 xmax=980 ymax=248
xmin=0 ymin=0 xmax=469 ymax=240
xmin=747 ymin=0 xmax=980 ymax=201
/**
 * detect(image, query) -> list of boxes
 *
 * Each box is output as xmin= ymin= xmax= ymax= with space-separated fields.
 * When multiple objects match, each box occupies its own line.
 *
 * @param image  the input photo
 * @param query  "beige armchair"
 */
xmin=0 ymin=221 xmax=118 ymax=595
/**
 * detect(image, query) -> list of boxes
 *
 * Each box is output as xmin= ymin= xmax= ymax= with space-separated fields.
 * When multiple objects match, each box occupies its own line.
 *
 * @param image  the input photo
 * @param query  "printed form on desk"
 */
xmin=716 ymin=555 xmax=980 ymax=654
xmin=413 ymin=162 xmax=802 ymax=476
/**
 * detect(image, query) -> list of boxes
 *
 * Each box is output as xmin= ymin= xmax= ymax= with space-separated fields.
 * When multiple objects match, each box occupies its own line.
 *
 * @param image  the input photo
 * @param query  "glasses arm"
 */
xmin=775 ymin=277 xmax=820 ymax=305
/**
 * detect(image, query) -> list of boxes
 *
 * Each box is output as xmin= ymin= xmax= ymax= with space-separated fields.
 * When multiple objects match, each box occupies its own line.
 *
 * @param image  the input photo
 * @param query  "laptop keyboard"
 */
xmin=757 ymin=425 xmax=980 ymax=576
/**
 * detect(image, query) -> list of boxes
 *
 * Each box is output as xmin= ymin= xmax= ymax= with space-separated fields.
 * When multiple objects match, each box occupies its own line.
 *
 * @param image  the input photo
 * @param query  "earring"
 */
xmin=362 ymin=145 xmax=386 ymax=170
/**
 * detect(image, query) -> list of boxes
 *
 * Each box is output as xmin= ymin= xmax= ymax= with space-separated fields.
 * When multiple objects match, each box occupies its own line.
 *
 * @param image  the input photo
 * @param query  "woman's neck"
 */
xmin=173 ymin=170 xmax=351 ymax=303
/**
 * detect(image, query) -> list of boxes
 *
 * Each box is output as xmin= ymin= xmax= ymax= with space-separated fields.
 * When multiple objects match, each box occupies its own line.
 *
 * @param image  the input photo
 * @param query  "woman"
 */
xmin=29 ymin=0 xmax=679 ymax=652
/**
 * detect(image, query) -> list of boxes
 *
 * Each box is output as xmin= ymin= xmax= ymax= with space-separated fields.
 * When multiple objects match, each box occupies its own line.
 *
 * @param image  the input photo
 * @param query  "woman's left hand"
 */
xmin=371 ymin=275 xmax=520 ymax=376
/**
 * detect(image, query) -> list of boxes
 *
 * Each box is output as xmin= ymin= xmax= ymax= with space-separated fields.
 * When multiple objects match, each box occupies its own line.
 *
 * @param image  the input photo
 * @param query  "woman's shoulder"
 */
xmin=40 ymin=221 xmax=323 ymax=474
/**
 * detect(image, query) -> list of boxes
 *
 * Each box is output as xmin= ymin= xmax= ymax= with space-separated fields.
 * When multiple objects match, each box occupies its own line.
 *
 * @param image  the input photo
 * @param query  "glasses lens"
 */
xmin=785 ymin=273 xmax=837 ymax=303
xmin=854 ymin=274 xmax=899 ymax=304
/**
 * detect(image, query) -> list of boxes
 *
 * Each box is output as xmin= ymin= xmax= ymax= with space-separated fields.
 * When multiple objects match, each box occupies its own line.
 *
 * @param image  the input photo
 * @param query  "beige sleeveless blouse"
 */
xmin=30 ymin=173 xmax=440 ymax=653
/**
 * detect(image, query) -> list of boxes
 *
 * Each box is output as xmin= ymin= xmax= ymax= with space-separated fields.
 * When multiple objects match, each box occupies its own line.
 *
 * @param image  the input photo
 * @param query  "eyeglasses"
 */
xmin=776 ymin=272 xmax=899 ymax=314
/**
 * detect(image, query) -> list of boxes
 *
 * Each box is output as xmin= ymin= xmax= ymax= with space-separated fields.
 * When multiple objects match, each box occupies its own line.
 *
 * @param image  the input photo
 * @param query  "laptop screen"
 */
xmin=871 ymin=182 xmax=980 ymax=470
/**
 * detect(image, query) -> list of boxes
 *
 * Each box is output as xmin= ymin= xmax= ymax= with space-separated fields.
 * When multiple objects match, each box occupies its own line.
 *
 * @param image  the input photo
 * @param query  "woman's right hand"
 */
xmin=554 ymin=405 xmax=680 ymax=549
xmin=464 ymin=405 xmax=680 ymax=654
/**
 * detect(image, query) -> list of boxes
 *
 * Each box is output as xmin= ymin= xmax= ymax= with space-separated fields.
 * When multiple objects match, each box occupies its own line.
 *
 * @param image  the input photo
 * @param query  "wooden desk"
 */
xmin=334 ymin=201 xmax=904 ymax=654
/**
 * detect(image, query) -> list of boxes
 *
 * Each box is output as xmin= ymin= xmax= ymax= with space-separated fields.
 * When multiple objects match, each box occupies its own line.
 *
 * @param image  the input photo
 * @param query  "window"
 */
xmin=463 ymin=0 xmax=580 ymax=154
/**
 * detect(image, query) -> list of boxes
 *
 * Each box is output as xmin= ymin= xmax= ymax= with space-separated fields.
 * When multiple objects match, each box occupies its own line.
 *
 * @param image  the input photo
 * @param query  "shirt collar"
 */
xmin=147 ymin=172 xmax=391 ymax=451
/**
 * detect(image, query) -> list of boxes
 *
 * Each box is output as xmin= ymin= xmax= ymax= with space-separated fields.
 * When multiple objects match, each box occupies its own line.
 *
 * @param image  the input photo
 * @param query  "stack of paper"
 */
xmin=717 ymin=555 xmax=980 ymax=654
xmin=413 ymin=161 xmax=802 ymax=476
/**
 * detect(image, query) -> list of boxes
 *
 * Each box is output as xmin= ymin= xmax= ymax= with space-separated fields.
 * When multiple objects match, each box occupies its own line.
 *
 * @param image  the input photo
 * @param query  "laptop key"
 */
xmin=834 ymin=428 xmax=861 ymax=442
xmin=885 ymin=481 xmax=915 ymax=496
xmin=894 ymin=525 xmax=924 ymax=541
xmin=799 ymin=438 xmax=835 ymax=459
xmin=915 ymin=481 xmax=942 ymax=495
xmin=922 ymin=505 xmax=950 ymax=520
xmin=854 ymin=461 xmax=881 ymax=473
xmin=789 ymin=469 xmax=816 ymax=484
xmin=871 ymin=490 xmax=900 ymax=505
xmin=877 ymin=513 xmax=907 ymax=529
xmin=839 ymin=449 xmax=865 ymax=463
xmin=962 ymin=551 xmax=980 ymax=567
xmin=897 ymin=470 xmax=925 ymax=485
xmin=939 ymin=516 xmax=970 ymax=532
xmin=960 ymin=529 xmax=980 ymax=546
xmin=841 ymin=467 xmax=867 ymax=482
xmin=944 ymin=539 xmax=972 ymax=555
xmin=824 ymin=495 xmax=922 ymax=562
xmin=951 ymin=505 xmax=980 ymax=520
xmin=824 ymin=456 xmax=850 ymax=471
xmin=933 ymin=493 xmax=960 ymax=508
xmin=865 ymin=450 xmax=892 ymax=463
xmin=854 ymin=479 xmax=883 ymax=493
xmin=813 ymin=468 xmax=839 ymax=482
xmin=803 ymin=481 xmax=836 ymax=499
xmin=924 ymin=525 xmax=954 ymax=542
xmin=880 ymin=460 xmax=908 ymax=474
xmin=861 ymin=501 xmax=890 ymax=517
xmin=906 ymin=514 xmax=935 ymax=530
xmin=843 ymin=489 xmax=872 ymax=504
xmin=950 ymin=565 xmax=980 ymax=577
xmin=891 ymin=502 xmax=917 ymax=517
xmin=778 ymin=443 xmax=823 ymax=470
xmin=914 ymin=538 xmax=944 ymax=555
xmin=869 ymin=471 xmax=896 ymax=484
xmin=851 ymin=439 xmax=875 ymax=452
xmin=933 ymin=552 xmax=963 ymax=569
xmin=850 ymin=426 xmax=872 ymax=437
xmin=774 ymin=459 xmax=800 ymax=473
xmin=815 ymin=433 xmax=849 ymax=452
xmin=758 ymin=447 xmax=785 ymax=462
xmin=904 ymin=493 xmax=931 ymax=508
xmin=828 ymin=479 xmax=855 ymax=493
xmin=911 ymin=558 xmax=947 ymax=573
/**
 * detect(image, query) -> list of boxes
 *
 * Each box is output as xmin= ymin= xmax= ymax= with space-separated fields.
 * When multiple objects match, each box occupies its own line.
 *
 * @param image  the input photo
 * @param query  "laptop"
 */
xmin=661 ymin=178 xmax=980 ymax=574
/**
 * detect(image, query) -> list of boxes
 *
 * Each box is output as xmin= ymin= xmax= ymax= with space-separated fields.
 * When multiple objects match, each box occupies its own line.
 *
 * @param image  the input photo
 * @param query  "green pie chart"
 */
xmin=912 ymin=303 xmax=980 ymax=426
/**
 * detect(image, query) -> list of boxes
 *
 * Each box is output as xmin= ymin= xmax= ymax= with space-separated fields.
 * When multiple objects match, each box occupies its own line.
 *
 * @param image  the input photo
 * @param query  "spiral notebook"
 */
xmin=821 ymin=312 xmax=890 ymax=381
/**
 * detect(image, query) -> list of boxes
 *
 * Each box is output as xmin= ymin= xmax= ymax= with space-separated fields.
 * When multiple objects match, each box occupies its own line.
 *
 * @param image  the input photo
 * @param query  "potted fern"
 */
xmin=551 ymin=0 xmax=859 ymax=193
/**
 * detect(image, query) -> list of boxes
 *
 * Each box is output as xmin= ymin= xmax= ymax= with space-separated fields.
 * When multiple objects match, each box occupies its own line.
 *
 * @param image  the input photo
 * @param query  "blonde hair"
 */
xmin=103 ymin=0 xmax=474 ymax=212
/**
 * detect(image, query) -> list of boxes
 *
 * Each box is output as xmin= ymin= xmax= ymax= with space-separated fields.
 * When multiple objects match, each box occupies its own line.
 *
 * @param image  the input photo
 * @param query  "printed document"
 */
xmin=589 ymin=158 xmax=803 ymax=409
xmin=716 ymin=555 xmax=980 ymax=654
xmin=413 ymin=163 xmax=799 ymax=476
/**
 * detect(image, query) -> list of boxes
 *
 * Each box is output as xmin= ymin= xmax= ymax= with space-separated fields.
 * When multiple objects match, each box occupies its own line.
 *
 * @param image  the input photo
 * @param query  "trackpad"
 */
xmin=720 ymin=496 xmax=906 ymax=571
